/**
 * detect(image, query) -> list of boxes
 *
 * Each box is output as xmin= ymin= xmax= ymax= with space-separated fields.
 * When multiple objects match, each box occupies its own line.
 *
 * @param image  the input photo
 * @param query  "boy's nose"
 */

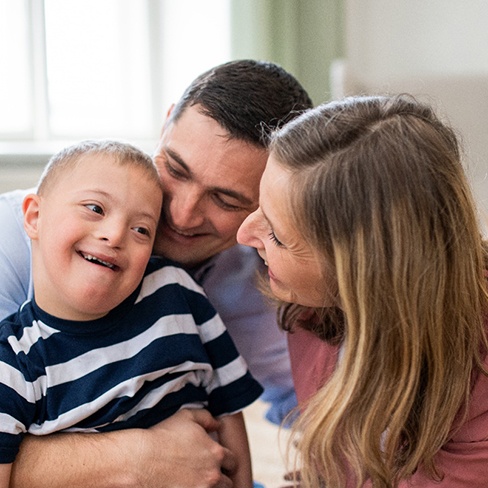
xmin=98 ymin=220 xmax=126 ymax=247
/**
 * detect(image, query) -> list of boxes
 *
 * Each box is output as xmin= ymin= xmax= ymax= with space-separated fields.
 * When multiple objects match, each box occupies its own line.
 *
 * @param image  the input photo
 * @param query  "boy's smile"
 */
xmin=23 ymin=155 xmax=162 ymax=321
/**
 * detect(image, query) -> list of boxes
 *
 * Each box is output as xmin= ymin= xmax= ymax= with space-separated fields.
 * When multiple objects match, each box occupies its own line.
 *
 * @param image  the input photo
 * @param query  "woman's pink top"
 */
xmin=287 ymin=325 xmax=488 ymax=487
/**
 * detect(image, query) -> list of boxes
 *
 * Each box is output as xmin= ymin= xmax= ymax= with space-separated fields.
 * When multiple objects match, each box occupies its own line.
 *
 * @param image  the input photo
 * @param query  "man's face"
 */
xmin=153 ymin=105 xmax=268 ymax=268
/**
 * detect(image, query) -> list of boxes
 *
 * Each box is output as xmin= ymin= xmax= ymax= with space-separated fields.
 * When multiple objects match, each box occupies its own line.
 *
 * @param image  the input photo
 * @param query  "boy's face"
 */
xmin=24 ymin=155 xmax=162 ymax=321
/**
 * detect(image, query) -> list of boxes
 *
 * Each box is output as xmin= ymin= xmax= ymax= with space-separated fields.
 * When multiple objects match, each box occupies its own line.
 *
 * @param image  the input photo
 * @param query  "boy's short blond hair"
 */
xmin=38 ymin=140 xmax=161 ymax=195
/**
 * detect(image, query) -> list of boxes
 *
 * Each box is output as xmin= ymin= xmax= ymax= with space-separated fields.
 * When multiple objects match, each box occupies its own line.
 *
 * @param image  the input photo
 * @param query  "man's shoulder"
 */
xmin=0 ymin=188 xmax=32 ymax=225
xmin=200 ymin=245 xmax=269 ymax=318
xmin=0 ymin=189 xmax=34 ymax=320
xmin=210 ymin=244 xmax=264 ymax=280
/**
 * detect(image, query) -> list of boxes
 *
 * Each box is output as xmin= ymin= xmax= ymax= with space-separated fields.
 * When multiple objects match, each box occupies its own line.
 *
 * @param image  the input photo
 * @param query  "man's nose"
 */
xmin=167 ymin=189 xmax=205 ymax=229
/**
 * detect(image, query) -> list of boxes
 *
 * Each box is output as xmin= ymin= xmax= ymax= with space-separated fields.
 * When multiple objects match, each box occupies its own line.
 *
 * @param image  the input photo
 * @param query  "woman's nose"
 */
xmin=237 ymin=210 xmax=263 ymax=249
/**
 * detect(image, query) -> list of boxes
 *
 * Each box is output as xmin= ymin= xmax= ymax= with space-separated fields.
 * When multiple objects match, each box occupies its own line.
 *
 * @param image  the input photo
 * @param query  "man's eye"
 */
xmin=86 ymin=204 xmax=104 ymax=215
xmin=212 ymin=194 xmax=242 ymax=212
xmin=165 ymin=161 xmax=185 ymax=179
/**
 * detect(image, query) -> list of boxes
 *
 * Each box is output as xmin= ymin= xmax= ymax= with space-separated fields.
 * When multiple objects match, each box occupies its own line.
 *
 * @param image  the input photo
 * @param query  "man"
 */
xmin=0 ymin=59 xmax=312 ymax=488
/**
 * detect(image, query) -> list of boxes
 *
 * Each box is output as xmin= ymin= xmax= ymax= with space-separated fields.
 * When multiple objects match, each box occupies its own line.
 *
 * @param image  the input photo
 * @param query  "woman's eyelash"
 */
xmin=268 ymin=231 xmax=284 ymax=247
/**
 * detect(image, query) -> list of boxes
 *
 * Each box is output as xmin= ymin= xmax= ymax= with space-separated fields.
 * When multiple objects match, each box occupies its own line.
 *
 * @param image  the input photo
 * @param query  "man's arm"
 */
xmin=10 ymin=410 xmax=236 ymax=488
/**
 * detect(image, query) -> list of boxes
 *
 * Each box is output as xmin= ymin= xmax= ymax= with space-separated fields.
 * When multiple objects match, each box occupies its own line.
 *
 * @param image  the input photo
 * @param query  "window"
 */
xmin=0 ymin=0 xmax=231 ymax=147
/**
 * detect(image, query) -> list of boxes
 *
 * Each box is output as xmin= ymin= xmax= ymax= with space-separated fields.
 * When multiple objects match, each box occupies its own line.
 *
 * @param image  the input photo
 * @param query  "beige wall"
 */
xmin=339 ymin=0 xmax=488 ymax=220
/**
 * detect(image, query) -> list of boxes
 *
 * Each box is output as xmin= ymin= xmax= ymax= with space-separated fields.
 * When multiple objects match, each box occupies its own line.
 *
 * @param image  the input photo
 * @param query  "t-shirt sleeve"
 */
xmin=202 ymin=327 xmax=263 ymax=417
xmin=200 ymin=246 xmax=296 ymax=423
xmin=143 ymin=258 xmax=264 ymax=417
xmin=0 ymin=327 xmax=33 ymax=463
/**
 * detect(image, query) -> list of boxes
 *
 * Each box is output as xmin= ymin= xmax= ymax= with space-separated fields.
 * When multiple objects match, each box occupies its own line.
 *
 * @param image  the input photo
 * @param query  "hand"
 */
xmin=10 ymin=409 xmax=236 ymax=488
xmin=132 ymin=409 xmax=237 ymax=488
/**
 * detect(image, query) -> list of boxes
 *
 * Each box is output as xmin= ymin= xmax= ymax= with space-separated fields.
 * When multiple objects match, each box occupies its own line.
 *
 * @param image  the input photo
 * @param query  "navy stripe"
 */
xmin=41 ymin=334 xmax=211 ymax=422
xmin=0 ymin=432 xmax=23 ymax=463
xmin=203 ymin=330 xmax=241 ymax=369
xmin=96 ymin=383 xmax=208 ymax=431
xmin=208 ymin=373 xmax=263 ymax=417
xmin=140 ymin=283 xmax=217 ymax=325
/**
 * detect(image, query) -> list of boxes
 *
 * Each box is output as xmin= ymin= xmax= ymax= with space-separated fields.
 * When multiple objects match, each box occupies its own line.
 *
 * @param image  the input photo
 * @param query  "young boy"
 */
xmin=0 ymin=140 xmax=262 ymax=488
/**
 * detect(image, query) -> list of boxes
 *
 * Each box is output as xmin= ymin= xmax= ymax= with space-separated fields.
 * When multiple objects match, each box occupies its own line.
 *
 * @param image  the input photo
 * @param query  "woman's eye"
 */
xmin=268 ymin=231 xmax=284 ymax=247
xmin=86 ymin=204 xmax=104 ymax=215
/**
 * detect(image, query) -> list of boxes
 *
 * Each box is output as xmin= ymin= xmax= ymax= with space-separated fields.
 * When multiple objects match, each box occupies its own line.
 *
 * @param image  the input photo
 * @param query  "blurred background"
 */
xmin=0 ymin=0 xmax=487 ymax=224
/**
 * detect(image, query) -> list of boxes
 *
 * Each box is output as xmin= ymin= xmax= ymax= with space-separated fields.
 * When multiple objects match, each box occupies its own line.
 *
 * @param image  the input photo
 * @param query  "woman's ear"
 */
xmin=23 ymin=193 xmax=41 ymax=240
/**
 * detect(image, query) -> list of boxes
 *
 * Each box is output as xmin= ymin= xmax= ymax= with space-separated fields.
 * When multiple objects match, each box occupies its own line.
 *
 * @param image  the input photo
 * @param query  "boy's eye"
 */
xmin=134 ymin=226 xmax=150 ymax=236
xmin=86 ymin=204 xmax=104 ymax=215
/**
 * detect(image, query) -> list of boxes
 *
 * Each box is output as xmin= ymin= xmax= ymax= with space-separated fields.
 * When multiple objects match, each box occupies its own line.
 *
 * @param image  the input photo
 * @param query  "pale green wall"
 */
xmin=230 ymin=0 xmax=344 ymax=106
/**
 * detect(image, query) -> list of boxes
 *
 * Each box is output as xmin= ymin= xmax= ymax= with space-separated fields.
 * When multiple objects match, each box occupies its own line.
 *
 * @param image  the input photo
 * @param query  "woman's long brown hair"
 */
xmin=271 ymin=95 xmax=488 ymax=487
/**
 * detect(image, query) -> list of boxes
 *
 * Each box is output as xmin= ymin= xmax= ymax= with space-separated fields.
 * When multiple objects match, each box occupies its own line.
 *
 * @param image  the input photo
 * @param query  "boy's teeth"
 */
xmin=83 ymin=253 xmax=115 ymax=269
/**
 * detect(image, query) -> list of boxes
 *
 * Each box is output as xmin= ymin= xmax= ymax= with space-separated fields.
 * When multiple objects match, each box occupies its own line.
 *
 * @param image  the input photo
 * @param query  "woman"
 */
xmin=237 ymin=95 xmax=488 ymax=487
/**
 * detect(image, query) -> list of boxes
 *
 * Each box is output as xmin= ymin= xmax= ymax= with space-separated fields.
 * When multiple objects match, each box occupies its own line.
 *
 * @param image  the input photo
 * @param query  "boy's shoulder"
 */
xmin=142 ymin=257 xmax=206 ymax=297
xmin=145 ymin=256 xmax=184 ymax=273
xmin=0 ymin=300 xmax=35 ymax=343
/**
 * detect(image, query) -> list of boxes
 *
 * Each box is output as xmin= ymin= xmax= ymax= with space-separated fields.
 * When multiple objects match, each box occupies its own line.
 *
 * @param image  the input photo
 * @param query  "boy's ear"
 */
xmin=22 ymin=193 xmax=41 ymax=239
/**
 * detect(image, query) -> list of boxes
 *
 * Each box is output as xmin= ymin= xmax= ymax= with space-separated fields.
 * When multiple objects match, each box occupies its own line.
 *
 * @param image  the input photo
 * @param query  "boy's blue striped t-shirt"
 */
xmin=0 ymin=257 xmax=263 ymax=463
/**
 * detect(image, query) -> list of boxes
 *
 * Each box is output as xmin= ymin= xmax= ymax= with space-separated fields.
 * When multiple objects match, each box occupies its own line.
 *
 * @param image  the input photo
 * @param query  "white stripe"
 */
xmin=44 ymin=313 xmax=200 ymax=387
xmin=0 ymin=412 xmax=27 ymax=434
xmin=8 ymin=320 xmax=59 ymax=355
xmin=136 ymin=265 xmax=205 ymax=304
xmin=109 ymin=368 xmax=210 ymax=425
xmin=29 ymin=363 xmax=212 ymax=434
xmin=198 ymin=315 xmax=227 ymax=344
xmin=0 ymin=360 xmax=44 ymax=403
xmin=208 ymin=356 xmax=248 ymax=393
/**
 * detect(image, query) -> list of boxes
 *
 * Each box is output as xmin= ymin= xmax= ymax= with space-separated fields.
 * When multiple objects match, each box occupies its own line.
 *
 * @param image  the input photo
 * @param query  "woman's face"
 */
xmin=237 ymin=155 xmax=334 ymax=308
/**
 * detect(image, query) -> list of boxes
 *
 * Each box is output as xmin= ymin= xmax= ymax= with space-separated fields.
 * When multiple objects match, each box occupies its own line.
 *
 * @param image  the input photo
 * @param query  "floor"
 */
xmin=243 ymin=399 xmax=295 ymax=488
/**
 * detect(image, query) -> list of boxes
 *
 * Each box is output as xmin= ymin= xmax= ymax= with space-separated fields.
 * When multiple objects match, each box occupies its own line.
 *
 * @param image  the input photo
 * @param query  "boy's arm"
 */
xmin=10 ymin=409 xmax=236 ymax=488
xmin=0 ymin=464 xmax=12 ymax=488
xmin=218 ymin=412 xmax=253 ymax=488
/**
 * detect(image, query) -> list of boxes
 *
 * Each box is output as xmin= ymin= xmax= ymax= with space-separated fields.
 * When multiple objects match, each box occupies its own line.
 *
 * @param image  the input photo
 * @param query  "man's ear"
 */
xmin=159 ymin=104 xmax=175 ymax=137
xmin=22 ymin=193 xmax=41 ymax=240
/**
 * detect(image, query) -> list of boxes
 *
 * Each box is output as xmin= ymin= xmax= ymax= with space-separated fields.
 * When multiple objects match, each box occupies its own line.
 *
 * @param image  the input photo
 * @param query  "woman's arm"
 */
xmin=218 ymin=412 xmax=253 ymax=488
xmin=10 ymin=409 xmax=236 ymax=488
